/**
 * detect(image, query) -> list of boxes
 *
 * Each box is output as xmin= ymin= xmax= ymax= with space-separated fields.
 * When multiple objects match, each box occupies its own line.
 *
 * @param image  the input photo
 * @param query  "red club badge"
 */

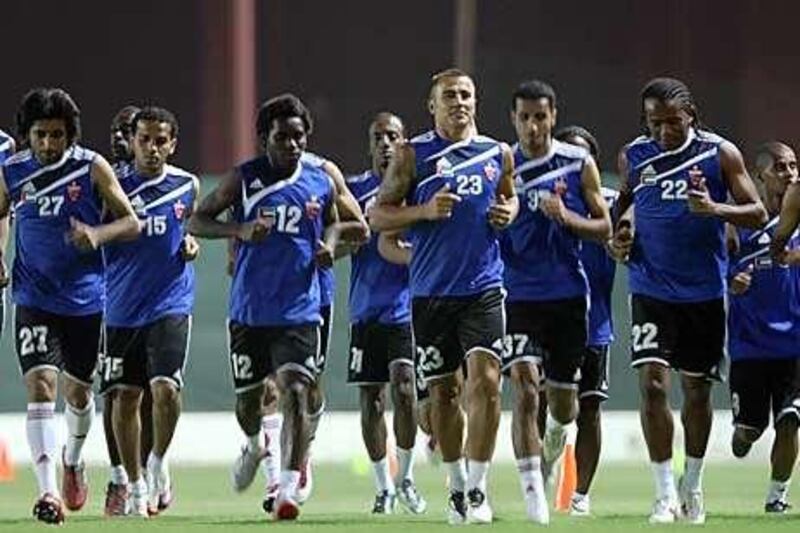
xmin=67 ymin=181 xmax=81 ymax=201
xmin=484 ymin=161 xmax=498 ymax=181
xmin=173 ymin=199 xmax=186 ymax=220
xmin=554 ymin=177 xmax=567 ymax=196
xmin=305 ymin=195 xmax=321 ymax=218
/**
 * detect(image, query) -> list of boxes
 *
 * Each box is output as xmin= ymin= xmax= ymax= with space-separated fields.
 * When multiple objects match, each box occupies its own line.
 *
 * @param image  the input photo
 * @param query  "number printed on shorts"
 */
xmin=349 ymin=347 xmax=364 ymax=374
xmin=19 ymin=326 xmax=48 ymax=357
xmin=417 ymin=345 xmax=444 ymax=373
xmin=632 ymin=322 xmax=659 ymax=352
xmin=102 ymin=356 xmax=123 ymax=381
xmin=503 ymin=334 xmax=529 ymax=357
xmin=230 ymin=353 xmax=253 ymax=380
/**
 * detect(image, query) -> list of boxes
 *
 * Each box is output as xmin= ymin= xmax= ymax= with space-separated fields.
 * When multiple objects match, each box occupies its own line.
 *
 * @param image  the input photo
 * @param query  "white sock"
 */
xmin=396 ymin=446 xmax=414 ymax=483
xmin=767 ymin=479 xmax=790 ymax=502
xmin=246 ymin=432 xmax=262 ymax=454
xmin=27 ymin=402 xmax=59 ymax=497
xmin=372 ymin=457 xmax=396 ymax=494
xmin=651 ymin=459 xmax=677 ymax=500
xmin=467 ymin=460 xmax=490 ymax=494
xmin=308 ymin=403 xmax=324 ymax=445
xmin=261 ymin=414 xmax=282 ymax=486
xmin=110 ymin=464 xmax=128 ymax=486
xmin=445 ymin=459 xmax=467 ymax=492
xmin=147 ymin=452 xmax=164 ymax=481
xmin=546 ymin=412 xmax=566 ymax=433
xmin=280 ymin=469 xmax=301 ymax=498
xmin=683 ymin=456 xmax=704 ymax=492
xmin=572 ymin=491 xmax=589 ymax=502
xmin=131 ymin=476 xmax=148 ymax=496
xmin=64 ymin=396 xmax=94 ymax=466
xmin=516 ymin=456 xmax=544 ymax=498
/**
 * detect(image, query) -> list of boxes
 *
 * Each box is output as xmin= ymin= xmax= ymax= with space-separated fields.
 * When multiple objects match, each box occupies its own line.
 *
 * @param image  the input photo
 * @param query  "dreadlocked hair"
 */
xmin=640 ymin=77 xmax=707 ymax=134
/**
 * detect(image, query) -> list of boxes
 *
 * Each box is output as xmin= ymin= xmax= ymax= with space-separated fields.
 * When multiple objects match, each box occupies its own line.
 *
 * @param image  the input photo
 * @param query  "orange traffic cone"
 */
xmin=0 ymin=438 xmax=16 ymax=482
xmin=554 ymin=443 xmax=576 ymax=512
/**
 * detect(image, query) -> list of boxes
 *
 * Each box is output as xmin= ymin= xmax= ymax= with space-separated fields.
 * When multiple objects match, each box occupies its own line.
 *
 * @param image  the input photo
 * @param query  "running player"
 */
xmin=100 ymin=107 xmax=199 ymax=517
xmin=346 ymin=112 xmax=426 ymax=514
xmin=728 ymin=142 xmax=800 ymax=512
xmin=0 ymin=128 xmax=15 ymax=338
xmin=370 ymin=69 xmax=518 ymax=524
xmin=188 ymin=93 xmax=357 ymax=520
xmin=553 ymin=125 xmax=616 ymax=516
xmin=501 ymin=81 xmax=611 ymax=524
xmin=609 ymin=77 xmax=767 ymax=523
xmin=0 ymin=88 xmax=140 ymax=524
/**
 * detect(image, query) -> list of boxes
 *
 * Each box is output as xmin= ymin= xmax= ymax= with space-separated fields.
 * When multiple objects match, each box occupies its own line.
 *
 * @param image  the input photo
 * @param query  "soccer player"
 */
xmin=0 ymin=128 xmax=15 ymax=337
xmin=553 ymin=125 xmax=617 ymax=516
xmin=346 ymin=112 xmax=426 ymax=514
xmin=609 ymin=77 xmax=767 ymax=523
xmin=100 ymin=107 xmax=199 ymax=516
xmin=0 ymin=88 xmax=140 ymax=524
xmin=731 ymin=142 xmax=800 ymax=512
xmin=370 ymin=69 xmax=518 ymax=524
xmin=500 ymin=81 xmax=611 ymax=524
xmin=188 ymin=93 xmax=358 ymax=520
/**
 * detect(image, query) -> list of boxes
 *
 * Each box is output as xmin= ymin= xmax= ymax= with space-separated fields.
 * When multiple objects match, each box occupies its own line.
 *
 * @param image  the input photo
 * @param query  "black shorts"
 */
xmin=99 ymin=314 xmax=191 ymax=393
xmin=502 ymin=298 xmax=588 ymax=389
xmin=730 ymin=358 xmax=800 ymax=432
xmin=412 ymin=288 xmax=505 ymax=382
xmin=228 ymin=321 xmax=320 ymax=393
xmin=579 ymin=345 xmax=610 ymax=401
xmin=630 ymin=295 xmax=725 ymax=380
xmin=347 ymin=321 xmax=414 ymax=385
xmin=317 ymin=304 xmax=332 ymax=375
xmin=15 ymin=305 xmax=102 ymax=385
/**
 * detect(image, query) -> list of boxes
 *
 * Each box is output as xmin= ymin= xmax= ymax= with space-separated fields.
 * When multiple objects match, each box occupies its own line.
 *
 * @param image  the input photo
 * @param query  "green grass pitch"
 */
xmin=0 ymin=462 xmax=798 ymax=531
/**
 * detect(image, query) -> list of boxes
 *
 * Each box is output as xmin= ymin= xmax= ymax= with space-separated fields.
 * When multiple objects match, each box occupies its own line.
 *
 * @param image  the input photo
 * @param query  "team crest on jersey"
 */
xmin=640 ymin=164 xmax=657 ymax=185
xmin=305 ymin=195 xmax=321 ymax=218
xmin=484 ymin=161 xmax=498 ymax=181
xmin=173 ymin=199 xmax=186 ymax=220
xmin=554 ymin=177 xmax=568 ymax=196
xmin=67 ymin=181 xmax=81 ymax=201
xmin=131 ymin=195 xmax=147 ymax=215
xmin=21 ymin=181 xmax=36 ymax=202
xmin=436 ymin=157 xmax=453 ymax=177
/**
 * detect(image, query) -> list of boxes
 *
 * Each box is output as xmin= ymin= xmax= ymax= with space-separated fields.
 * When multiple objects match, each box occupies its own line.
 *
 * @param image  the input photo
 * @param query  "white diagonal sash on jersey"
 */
xmin=423 ymin=135 xmax=496 ymax=163
xmin=632 ymin=147 xmax=717 ymax=194
xmin=15 ymin=146 xmax=75 ymax=187
xmin=141 ymin=180 xmax=195 ymax=212
xmin=30 ymin=164 xmax=91 ymax=199
xmin=746 ymin=216 xmax=780 ymax=243
xmin=345 ymin=171 xmax=371 ymax=184
xmin=517 ymin=160 xmax=583 ymax=193
xmin=633 ymin=129 xmax=697 ymax=170
xmin=127 ymin=171 xmax=168 ymax=197
xmin=513 ymin=148 xmax=557 ymax=176
xmin=357 ymin=186 xmax=380 ymax=203
xmin=415 ymin=146 xmax=500 ymax=191
xmin=0 ymin=140 xmax=10 ymax=153
xmin=242 ymin=162 xmax=302 ymax=218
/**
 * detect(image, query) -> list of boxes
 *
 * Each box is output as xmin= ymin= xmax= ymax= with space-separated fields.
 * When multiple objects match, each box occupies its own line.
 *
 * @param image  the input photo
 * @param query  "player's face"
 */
xmin=265 ymin=117 xmax=307 ymax=170
xmin=110 ymin=110 xmax=138 ymax=163
xmin=644 ymin=98 xmax=693 ymax=150
xmin=512 ymin=97 xmax=556 ymax=154
xmin=763 ymin=149 xmax=798 ymax=204
xmin=132 ymin=120 xmax=176 ymax=175
xmin=431 ymin=76 xmax=476 ymax=131
xmin=29 ymin=119 xmax=69 ymax=165
xmin=369 ymin=116 xmax=404 ymax=174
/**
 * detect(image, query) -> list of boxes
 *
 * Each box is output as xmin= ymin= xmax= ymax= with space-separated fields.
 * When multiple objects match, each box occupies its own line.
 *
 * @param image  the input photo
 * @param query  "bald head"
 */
xmin=755 ymin=141 xmax=795 ymax=176
xmin=369 ymin=112 xmax=405 ymax=176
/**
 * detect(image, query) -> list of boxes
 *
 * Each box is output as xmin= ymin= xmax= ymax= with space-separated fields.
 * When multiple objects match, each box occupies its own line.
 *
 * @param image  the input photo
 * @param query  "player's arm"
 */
xmin=377 ymin=231 xmax=411 ymax=265
xmin=70 ymin=155 xmax=140 ymax=251
xmin=180 ymin=178 xmax=201 ymax=261
xmin=771 ymin=181 xmax=800 ymax=262
xmin=607 ymin=150 xmax=635 ymax=262
xmin=543 ymin=156 xmax=611 ymax=241
xmin=187 ymin=171 xmax=271 ymax=241
xmin=0 ymin=168 xmax=11 ymax=286
xmin=316 ymin=194 xmax=343 ymax=268
xmin=323 ymin=161 xmax=367 ymax=225
xmin=488 ymin=144 xmax=518 ymax=229
xmin=688 ymin=141 xmax=767 ymax=228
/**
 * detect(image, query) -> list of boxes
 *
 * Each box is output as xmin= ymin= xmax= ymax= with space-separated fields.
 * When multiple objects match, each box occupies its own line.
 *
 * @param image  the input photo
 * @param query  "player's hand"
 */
xmin=539 ymin=194 xmax=570 ymax=225
xmin=180 ymin=234 xmax=200 ymax=261
xmin=729 ymin=265 xmax=753 ymax=295
xmin=423 ymin=183 xmax=461 ymax=221
xmin=0 ymin=256 xmax=8 ymax=288
xmin=315 ymin=239 xmax=334 ymax=268
xmin=237 ymin=215 xmax=272 ymax=242
xmin=488 ymin=194 xmax=514 ymax=229
xmin=68 ymin=217 xmax=101 ymax=251
xmin=338 ymin=221 xmax=370 ymax=245
xmin=686 ymin=170 xmax=718 ymax=216
xmin=607 ymin=222 xmax=633 ymax=263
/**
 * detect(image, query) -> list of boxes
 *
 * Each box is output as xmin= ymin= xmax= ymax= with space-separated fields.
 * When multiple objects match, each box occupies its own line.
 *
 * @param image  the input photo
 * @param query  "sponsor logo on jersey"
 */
xmin=250 ymin=178 xmax=264 ymax=190
xmin=21 ymin=181 xmax=36 ymax=202
xmin=131 ymin=195 xmax=147 ymax=214
xmin=436 ymin=157 xmax=453 ymax=177
xmin=640 ymin=164 xmax=657 ymax=185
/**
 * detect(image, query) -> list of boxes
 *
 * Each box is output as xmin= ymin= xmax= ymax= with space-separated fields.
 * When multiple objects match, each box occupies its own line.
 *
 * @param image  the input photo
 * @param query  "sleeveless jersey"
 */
xmin=3 ymin=145 xmax=104 ymax=315
xmin=229 ymin=152 xmax=334 ymax=326
xmin=406 ymin=131 xmax=505 ymax=297
xmin=626 ymin=129 xmax=728 ymax=302
xmin=347 ymin=170 xmax=410 ymax=324
xmin=502 ymin=140 xmax=590 ymax=302
xmin=104 ymin=165 xmax=198 ymax=327
xmin=582 ymin=187 xmax=618 ymax=346
xmin=728 ymin=216 xmax=800 ymax=360
xmin=0 ymin=129 xmax=13 ymax=164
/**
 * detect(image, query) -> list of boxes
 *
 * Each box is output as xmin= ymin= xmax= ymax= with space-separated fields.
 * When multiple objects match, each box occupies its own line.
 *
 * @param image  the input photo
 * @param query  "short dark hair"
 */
xmin=256 ymin=93 xmax=313 ymax=138
xmin=754 ymin=141 xmax=795 ymax=178
xmin=111 ymin=105 xmax=141 ymax=130
xmin=640 ymin=77 xmax=706 ymax=131
xmin=429 ymin=68 xmax=474 ymax=101
xmin=16 ymin=87 xmax=81 ymax=144
xmin=511 ymin=80 xmax=557 ymax=111
xmin=132 ymin=106 xmax=179 ymax=138
xmin=555 ymin=125 xmax=600 ymax=160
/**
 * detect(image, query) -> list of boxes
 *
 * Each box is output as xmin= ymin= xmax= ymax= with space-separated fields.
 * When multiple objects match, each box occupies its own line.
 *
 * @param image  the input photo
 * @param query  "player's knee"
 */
xmin=734 ymin=426 xmax=762 ymax=445
xmin=25 ymin=371 xmax=57 ymax=402
xmin=511 ymin=373 xmax=539 ymax=414
xmin=283 ymin=377 xmax=310 ymax=408
xmin=578 ymin=397 xmax=601 ymax=427
xmin=639 ymin=374 xmax=669 ymax=403
xmin=431 ymin=379 xmax=461 ymax=408
xmin=360 ymin=386 xmax=385 ymax=417
xmin=116 ymin=387 xmax=143 ymax=409
xmin=549 ymin=399 xmax=576 ymax=425
xmin=63 ymin=380 xmax=93 ymax=410
xmin=263 ymin=378 xmax=280 ymax=409
xmin=150 ymin=380 xmax=180 ymax=406
xmin=775 ymin=414 xmax=799 ymax=435
xmin=390 ymin=366 xmax=415 ymax=404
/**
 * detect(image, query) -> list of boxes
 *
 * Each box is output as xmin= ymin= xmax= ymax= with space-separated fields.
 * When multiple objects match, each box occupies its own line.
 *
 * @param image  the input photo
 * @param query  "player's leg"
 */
xmin=60 ymin=312 xmax=102 ymax=513
xmin=764 ymin=359 xmax=800 ymax=513
xmin=429 ymin=372 xmax=468 ymax=520
xmin=390 ymin=359 xmax=425 ymax=513
xmin=260 ymin=378 xmax=282 ymax=512
xmin=140 ymin=387 xmax=154 ymax=468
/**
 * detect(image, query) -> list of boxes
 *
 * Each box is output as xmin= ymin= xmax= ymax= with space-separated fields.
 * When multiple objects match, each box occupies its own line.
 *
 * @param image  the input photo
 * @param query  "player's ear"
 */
xmin=168 ymin=138 xmax=177 ymax=156
xmin=551 ymin=106 xmax=558 ymax=126
xmin=427 ymin=98 xmax=435 ymax=115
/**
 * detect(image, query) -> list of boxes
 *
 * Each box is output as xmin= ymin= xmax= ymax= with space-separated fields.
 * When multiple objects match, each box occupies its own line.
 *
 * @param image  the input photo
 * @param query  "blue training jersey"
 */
xmin=319 ymin=266 xmax=334 ymax=308
xmin=3 ymin=145 xmax=104 ymax=315
xmin=582 ymin=187 xmax=618 ymax=346
xmin=501 ymin=140 xmax=591 ymax=302
xmin=229 ymin=152 xmax=334 ymax=326
xmin=347 ymin=170 xmax=410 ymax=324
xmin=0 ymin=129 xmax=13 ymax=164
xmin=405 ymin=131 xmax=505 ymax=297
xmin=626 ymin=129 xmax=729 ymax=302
xmin=728 ymin=216 xmax=800 ymax=360
xmin=104 ymin=165 xmax=198 ymax=327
